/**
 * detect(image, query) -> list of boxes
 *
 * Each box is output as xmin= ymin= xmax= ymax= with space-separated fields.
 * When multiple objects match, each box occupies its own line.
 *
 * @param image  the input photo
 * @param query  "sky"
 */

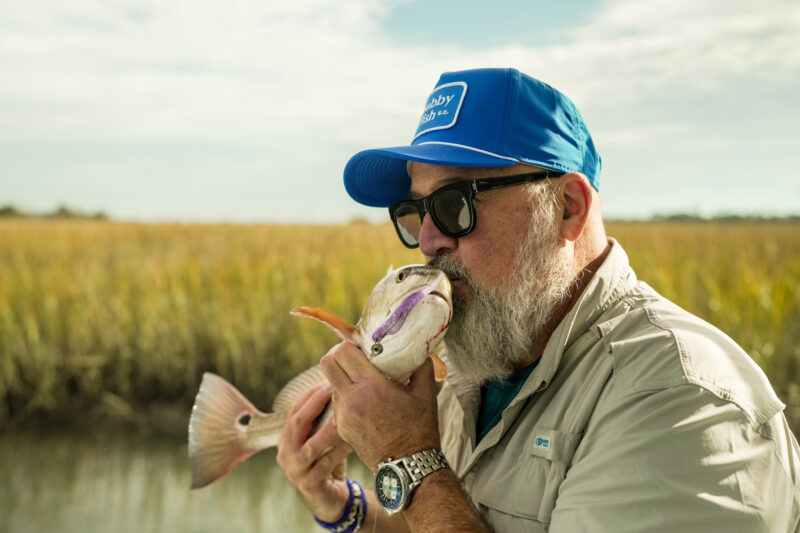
xmin=1 ymin=0 xmax=799 ymax=223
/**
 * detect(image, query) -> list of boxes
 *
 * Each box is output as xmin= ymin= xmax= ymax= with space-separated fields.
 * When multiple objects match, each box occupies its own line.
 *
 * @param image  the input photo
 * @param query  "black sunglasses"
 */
xmin=388 ymin=170 xmax=563 ymax=249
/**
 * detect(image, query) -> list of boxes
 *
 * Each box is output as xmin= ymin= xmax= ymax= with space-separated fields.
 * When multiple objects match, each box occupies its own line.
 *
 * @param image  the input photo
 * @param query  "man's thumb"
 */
xmin=408 ymin=358 xmax=436 ymax=399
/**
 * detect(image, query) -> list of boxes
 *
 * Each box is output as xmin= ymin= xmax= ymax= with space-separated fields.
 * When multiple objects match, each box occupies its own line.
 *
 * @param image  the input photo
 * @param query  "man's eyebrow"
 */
xmin=408 ymin=177 xmax=467 ymax=200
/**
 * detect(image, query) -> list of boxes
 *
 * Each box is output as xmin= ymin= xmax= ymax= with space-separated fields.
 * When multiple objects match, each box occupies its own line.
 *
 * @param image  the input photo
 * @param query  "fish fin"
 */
xmin=290 ymin=306 xmax=357 ymax=341
xmin=271 ymin=364 xmax=328 ymax=412
xmin=188 ymin=372 xmax=267 ymax=489
xmin=385 ymin=264 xmax=394 ymax=275
xmin=430 ymin=353 xmax=447 ymax=381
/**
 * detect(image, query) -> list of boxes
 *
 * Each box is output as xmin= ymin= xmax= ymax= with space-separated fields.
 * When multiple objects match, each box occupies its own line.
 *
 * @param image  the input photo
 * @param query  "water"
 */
xmin=0 ymin=429 xmax=371 ymax=533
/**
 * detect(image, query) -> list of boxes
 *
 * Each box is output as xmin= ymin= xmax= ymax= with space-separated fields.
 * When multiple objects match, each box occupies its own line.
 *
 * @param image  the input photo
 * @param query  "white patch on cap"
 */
xmin=413 ymin=82 xmax=467 ymax=141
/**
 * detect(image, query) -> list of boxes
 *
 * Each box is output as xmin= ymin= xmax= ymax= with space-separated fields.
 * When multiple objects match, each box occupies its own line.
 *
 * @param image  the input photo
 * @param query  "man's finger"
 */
xmin=320 ymin=344 xmax=355 ymax=389
xmin=310 ymin=438 xmax=352 ymax=480
xmin=287 ymin=380 xmax=328 ymax=417
xmin=281 ymin=382 xmax=332 ymax=448
xmin=408 ymin=357 xmax=437 ymax=400
xmin=297 ymin=415 xmax=344 ymax=469
xmin=334 ymin=341 xmax=383 ymax=383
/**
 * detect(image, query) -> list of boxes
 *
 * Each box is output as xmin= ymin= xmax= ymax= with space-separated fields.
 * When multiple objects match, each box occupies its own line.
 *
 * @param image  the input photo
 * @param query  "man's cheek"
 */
xmin=451 ymin=280 xmax=472 ymax=306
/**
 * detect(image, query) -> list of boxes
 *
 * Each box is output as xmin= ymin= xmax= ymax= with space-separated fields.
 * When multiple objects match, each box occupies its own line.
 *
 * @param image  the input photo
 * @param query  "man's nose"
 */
xmin=419 ymin=213 xmax=458 ymax=258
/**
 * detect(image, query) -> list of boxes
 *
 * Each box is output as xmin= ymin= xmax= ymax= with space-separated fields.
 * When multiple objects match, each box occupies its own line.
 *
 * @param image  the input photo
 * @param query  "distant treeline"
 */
xmin=2 ymin=203 xmax=799 ymax=224
xmin=0 ymin=204 xmax=108 ymax=220
xmin=609 ymin=213 xmax=800 ymax=223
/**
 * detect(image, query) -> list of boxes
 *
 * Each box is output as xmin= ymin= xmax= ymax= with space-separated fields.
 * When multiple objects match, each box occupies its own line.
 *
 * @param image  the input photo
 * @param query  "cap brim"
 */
xmin=344 ymin=143 xmax=517 ymax=207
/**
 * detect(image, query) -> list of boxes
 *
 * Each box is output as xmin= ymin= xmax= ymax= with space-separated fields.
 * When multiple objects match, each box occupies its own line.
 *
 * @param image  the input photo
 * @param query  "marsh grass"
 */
xmin=1 ymin=220 xmax=798 ymax=431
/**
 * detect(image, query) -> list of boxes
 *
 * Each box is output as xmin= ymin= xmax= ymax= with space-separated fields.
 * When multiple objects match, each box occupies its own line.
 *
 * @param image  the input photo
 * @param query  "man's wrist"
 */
xmin=405 ymin=467 xmax=451 ymax=507
xmin=314 ymin=478 xmax=367 ymax=532
xmin=374 ymin=448 xmax=449 ymax=515
xmin=314 ymin=494 xmax=347 ymax=524
xmin=402 ymin=468 xmax=491 ymax=532
xmin=374 ymin=439 xmax=441 ymax=470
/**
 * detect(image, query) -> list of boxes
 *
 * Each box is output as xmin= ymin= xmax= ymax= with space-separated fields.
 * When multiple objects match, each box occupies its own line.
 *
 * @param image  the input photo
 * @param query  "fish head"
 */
xmin=357 ymin=264 xmax=453 ymax=381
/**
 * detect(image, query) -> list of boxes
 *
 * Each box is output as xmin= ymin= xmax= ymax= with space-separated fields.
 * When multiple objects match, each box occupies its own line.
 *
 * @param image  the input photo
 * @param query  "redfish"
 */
xmin=188 ymin=265 xmax=452 ymax=488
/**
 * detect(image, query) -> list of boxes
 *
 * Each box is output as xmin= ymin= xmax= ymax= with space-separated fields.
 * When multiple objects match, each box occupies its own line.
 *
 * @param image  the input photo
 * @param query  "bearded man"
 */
xmin=276 ymin=68 xmax=800 ymax=532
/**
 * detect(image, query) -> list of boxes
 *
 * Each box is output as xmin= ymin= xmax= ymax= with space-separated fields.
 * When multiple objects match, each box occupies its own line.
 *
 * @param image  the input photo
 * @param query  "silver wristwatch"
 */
xmin=373 ymin=448 xmax=449 ymax=515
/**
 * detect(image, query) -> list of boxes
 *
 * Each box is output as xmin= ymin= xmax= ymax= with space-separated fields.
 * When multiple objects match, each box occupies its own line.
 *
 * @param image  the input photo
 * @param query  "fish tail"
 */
xmin=188 ymin=372 xmax=277 ymax=489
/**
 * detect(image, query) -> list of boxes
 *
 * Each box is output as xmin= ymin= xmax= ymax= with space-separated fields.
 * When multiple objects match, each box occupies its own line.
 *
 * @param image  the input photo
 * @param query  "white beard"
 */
xmin=428 ymin=188 xmax=574 ymax=385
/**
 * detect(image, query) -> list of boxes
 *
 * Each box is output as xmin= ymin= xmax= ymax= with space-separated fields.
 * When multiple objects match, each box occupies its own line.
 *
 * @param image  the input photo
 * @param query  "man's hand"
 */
xmin=320 ymin=341 xmax=441 ymax=470
xmin=275 ymin=381 xmax=353 ymax=523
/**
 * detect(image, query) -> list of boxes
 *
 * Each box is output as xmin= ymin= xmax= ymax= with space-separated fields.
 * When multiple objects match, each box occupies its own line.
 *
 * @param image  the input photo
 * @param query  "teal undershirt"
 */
xmin=476 ymin=360 xmax=539 ymax=443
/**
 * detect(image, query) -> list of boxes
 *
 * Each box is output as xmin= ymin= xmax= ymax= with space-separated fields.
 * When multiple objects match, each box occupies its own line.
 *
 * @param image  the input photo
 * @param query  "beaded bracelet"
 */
xmin=314 ymin=478 xmax=367 ymax=533
xmin=348 ymin=480 xmax=367 ymax=533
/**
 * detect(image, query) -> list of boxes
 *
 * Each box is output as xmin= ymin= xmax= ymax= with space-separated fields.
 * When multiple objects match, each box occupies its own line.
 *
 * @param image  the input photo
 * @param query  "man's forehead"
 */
xmin=407 ymin=166 xmax=467 ymax=199
xmin=407 ymin=161 xmax=530 ymax=199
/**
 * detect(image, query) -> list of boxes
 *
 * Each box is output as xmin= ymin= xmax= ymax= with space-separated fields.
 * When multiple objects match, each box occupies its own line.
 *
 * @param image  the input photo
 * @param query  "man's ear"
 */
xmin=559 ymin=172 xmax=593 ymax=242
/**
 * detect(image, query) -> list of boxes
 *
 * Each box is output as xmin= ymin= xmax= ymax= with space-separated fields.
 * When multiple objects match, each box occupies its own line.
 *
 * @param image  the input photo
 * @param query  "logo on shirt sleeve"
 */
xmin=413 ymin=82 xmax=467 ymax=140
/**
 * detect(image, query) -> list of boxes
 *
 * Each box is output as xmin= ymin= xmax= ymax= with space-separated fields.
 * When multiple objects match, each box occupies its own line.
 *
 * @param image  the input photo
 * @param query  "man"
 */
xmin=277 ymin=68 xmax=800 ymax=532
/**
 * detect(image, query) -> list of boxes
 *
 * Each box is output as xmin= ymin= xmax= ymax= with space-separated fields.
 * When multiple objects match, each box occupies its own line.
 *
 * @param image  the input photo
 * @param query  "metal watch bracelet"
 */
xmin=399 ymin=448 xmax=449 ymax=486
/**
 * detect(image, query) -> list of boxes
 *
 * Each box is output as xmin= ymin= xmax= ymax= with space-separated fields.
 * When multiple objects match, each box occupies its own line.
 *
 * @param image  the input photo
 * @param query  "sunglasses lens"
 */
xmin=432 ymin=189 xmax=471 ymax=235
xmin=393 ymin=204 xmax=422 ymax=247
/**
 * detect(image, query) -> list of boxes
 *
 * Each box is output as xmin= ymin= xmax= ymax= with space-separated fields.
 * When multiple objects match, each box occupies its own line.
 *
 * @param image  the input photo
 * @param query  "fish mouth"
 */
xmin=440 ymin=271 xmax=462 ymax=285
xmin=430 ymin=290 xmax=449 ymax=302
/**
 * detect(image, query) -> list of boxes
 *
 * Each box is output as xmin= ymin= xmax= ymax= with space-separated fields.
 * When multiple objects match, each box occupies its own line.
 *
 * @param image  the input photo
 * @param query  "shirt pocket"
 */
xmin=468 ymin=428 xmax=583 ymax=526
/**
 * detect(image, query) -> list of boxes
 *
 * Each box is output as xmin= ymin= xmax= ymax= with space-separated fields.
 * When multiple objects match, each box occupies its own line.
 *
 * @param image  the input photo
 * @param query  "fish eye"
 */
xmin=371 ymin=343 xmax=384 ymax=356
xmin=396 ymin=271 xmax=407 ymax=283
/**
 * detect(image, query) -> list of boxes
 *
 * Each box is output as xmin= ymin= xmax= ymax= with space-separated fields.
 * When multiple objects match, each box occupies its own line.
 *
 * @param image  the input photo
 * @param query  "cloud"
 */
xmin=1 ymin=0 xmax=398 ymax=140
xmin=0 ymin=0 xmax=797 ymax=220
xmin=2 ymin=0 xmax=796 ymax=142
xmin=565 ymin=0 xmax=799 ymax=101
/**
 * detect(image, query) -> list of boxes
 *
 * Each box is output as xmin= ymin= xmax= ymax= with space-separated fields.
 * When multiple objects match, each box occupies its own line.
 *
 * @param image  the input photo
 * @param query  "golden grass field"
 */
xmin=1 ymin=220 xmax=798 ymax=432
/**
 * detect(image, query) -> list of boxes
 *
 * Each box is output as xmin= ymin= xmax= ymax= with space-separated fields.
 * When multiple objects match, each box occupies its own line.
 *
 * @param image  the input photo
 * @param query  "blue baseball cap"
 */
xmin=343 ymin=68 xmax=601 ymax=207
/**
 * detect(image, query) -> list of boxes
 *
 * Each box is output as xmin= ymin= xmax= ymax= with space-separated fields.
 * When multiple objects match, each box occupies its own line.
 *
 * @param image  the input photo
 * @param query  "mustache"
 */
xmin=427 ymin=254 xmax=469 ymax=282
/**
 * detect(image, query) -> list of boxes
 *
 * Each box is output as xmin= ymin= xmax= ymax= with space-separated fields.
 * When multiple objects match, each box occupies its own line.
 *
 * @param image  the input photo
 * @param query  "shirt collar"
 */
xmin=443 ymin=238 xmax=638 ymax=412
xmin=518 ymin=238 xmax=638 ymax=398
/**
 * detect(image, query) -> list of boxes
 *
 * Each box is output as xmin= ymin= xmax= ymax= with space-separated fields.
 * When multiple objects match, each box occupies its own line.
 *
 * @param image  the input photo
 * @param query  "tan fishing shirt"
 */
xmin=438 ymin=239 xmax=800 ymax=532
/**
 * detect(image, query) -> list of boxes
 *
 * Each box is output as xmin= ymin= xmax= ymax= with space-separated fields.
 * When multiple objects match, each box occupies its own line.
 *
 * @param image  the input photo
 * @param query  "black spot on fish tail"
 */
xmin=238 ymin=414 xmax=251 ymax=426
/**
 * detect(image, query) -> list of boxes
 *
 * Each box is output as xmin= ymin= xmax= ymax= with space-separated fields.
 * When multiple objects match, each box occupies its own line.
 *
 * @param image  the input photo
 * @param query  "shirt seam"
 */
xmin=640 ymin=304 xmax=773 ymax=428
xmin=754 ymin=417 xmax=800 ymax=507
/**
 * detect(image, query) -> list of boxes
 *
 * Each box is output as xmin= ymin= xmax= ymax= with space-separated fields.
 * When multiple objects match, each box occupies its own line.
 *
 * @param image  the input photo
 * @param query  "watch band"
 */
xmin=398 ymin=448 xmax=449 ymax=486
xmin=375 ymin=448 xmax=450 ymax=515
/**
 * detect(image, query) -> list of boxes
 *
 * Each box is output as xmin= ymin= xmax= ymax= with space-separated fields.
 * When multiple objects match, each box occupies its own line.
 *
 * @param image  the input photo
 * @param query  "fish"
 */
xmin=188 ymin=264 xmax=453 ymax=489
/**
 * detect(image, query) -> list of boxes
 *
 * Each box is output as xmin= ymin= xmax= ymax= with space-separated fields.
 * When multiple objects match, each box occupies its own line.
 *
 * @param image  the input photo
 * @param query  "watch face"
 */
xmin=375 ymin=465 xmax=405 ymax=511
